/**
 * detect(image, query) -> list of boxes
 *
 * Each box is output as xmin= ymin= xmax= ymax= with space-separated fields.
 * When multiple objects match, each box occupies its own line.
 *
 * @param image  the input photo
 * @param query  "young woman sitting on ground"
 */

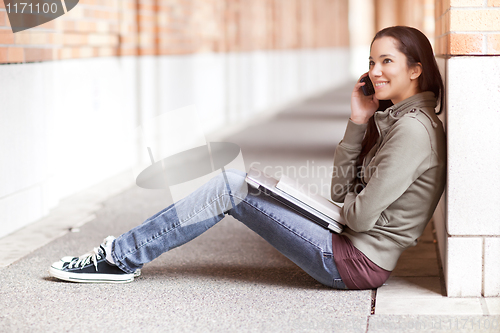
xmin=49 ymin=26 xmax=446 ymax=290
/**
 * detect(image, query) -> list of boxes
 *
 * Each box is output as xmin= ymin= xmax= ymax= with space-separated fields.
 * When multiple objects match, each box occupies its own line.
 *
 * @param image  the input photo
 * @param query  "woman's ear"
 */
xmin=410 ymin=63 xmax=423 ymax=80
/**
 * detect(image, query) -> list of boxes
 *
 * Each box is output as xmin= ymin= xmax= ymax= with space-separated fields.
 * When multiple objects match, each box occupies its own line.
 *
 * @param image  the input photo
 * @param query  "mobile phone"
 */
xmin=360 ymin=76 xmax=375 ymax=96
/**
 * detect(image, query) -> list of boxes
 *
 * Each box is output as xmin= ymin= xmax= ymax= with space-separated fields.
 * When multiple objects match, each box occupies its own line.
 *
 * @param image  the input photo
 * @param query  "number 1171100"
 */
xmin=6 ymin=2 xmax=59 ymax=14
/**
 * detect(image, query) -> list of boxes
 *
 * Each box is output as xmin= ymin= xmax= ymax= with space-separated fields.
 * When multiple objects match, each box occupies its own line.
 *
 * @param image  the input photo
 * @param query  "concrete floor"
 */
xmin=1 ymin=83 xmax=499 ymax=332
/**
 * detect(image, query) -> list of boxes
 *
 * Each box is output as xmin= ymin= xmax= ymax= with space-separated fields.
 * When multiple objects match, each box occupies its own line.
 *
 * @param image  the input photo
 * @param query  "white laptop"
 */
xmin=245 ymin=167 xmax=344 ymax=234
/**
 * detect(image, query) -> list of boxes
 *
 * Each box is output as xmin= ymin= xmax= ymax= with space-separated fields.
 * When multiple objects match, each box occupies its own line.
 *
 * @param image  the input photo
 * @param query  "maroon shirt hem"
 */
xmin=332 ymin=233 xmax=391 ymax=290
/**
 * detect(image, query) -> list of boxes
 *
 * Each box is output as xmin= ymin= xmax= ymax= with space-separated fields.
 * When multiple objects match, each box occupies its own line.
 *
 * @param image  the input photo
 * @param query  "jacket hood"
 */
xmin=374 ymin=91 xmax=438 ymax=133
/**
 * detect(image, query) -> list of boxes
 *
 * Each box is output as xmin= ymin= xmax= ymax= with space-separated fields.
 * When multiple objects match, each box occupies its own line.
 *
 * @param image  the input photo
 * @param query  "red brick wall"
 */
xmin=435 ymin=0 xmax=500 ymax=55
xmin=0 ymin=0 xmax=349 ymax=64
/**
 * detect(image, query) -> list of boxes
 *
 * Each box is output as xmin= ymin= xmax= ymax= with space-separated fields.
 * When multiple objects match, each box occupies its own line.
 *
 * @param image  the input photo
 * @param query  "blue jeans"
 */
xmin=111 ymin=169 xmax=346 ymax=289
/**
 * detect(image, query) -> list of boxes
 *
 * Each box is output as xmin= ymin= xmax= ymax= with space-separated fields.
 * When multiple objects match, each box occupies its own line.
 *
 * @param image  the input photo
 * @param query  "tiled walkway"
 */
xmin=0 ymin=83 xmax=498 ymax=332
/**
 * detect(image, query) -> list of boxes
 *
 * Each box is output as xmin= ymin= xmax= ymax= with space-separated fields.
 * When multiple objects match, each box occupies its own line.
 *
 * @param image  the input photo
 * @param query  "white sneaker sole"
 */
xmin=49 ymin=266 xmax=134 ymax=284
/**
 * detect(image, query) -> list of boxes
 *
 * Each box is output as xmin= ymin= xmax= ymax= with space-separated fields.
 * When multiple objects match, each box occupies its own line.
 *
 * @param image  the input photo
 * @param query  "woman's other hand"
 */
xmin=350 ymin=73 xmax=379 ymax=124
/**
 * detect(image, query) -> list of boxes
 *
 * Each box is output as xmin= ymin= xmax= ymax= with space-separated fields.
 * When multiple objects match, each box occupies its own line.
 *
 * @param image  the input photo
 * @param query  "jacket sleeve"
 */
xmin=330 ymin=119 xmax=368 ymax=203
xmin=342 ymin=118 xmax=432 ymax=232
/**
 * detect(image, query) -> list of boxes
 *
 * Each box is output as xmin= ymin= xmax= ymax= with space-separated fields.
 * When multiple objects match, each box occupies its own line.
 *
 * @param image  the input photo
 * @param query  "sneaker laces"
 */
xmin=67 ymin=246 xmax=104 ymax=272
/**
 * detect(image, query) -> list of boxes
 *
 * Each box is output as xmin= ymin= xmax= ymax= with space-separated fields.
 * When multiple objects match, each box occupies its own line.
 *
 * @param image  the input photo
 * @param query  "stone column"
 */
xmin=374 ymin=0 xmax=398 ymax=30
xmin=349 ymin=0 xmax=376 ymax=76
xmin=434 ymin=0 xmax=500 ymax=297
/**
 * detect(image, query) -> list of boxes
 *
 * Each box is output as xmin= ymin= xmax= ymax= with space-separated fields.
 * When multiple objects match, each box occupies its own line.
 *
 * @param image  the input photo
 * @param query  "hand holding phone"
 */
xmin=360 ymin=76 xmax=375 ymax=96
xmin=350 ymin=74 xmax=379 ymax=124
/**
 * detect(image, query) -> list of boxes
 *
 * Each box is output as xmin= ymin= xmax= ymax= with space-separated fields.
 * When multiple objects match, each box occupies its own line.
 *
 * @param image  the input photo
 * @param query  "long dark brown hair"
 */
xmin=357 ymin=26 xmax=444 ymax=167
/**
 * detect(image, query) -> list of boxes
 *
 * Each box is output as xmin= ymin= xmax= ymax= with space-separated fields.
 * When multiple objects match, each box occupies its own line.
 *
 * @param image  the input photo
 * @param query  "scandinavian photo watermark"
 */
xmin=3 ymin=0 xmax=79 ymax=33
xmin=248 ymin=160 xmax=378 ymax=198
xmin=297 ymin=316 xmax=500 ymax=332
xmin=369 ymin=317 xmax=499 ymax=331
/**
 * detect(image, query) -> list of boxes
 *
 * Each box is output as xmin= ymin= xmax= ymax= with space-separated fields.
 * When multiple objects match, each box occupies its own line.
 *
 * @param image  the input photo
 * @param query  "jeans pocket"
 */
xmin=333 ymin=278 xmax=348 ymax=290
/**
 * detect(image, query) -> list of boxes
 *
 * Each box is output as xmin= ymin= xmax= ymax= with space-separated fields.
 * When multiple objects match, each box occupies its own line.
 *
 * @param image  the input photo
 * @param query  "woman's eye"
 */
xmin=369 ymin=61 xmax=375 ymax=66
xmin=383 ymin=58 xmax=392 ymax=63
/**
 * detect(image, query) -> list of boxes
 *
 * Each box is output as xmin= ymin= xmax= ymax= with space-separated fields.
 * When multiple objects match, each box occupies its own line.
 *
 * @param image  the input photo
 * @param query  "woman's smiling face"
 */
xmin=369 ymin=36 xmax=422 ymax=104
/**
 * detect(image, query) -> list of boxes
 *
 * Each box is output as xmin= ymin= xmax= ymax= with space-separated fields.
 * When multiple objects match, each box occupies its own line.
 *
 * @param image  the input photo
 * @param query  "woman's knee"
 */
xmin=217 ymin=168 xmax=248 ymax=199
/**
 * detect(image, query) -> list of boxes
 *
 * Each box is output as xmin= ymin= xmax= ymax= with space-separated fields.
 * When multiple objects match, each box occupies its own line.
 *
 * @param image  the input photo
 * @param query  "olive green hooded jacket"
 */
xmin=331 ymin=91 xmax=446 ymax=271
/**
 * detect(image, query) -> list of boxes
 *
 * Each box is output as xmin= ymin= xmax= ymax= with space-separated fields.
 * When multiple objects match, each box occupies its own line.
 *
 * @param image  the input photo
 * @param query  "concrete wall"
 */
xmin=0 ymin=48 xmax=351 ymax=239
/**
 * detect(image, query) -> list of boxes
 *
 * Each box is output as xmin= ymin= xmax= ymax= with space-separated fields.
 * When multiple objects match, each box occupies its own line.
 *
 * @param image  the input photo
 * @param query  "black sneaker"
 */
xmin=58 ymin=258 xmax=141 ymax=277
xmin=57 ymin=257 xmax=142 ymax=278
xmin=49 ymin=236 xmax=135 ymax=283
